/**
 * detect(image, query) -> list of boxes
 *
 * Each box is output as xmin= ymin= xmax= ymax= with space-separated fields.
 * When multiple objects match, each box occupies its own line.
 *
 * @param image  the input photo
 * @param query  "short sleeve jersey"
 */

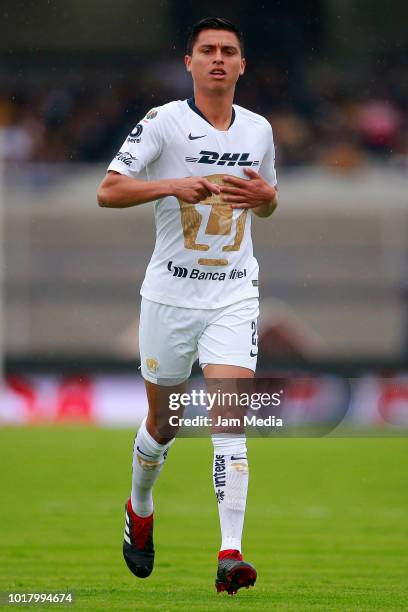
xmin=107 ymin=98 xmax=277 ymax=309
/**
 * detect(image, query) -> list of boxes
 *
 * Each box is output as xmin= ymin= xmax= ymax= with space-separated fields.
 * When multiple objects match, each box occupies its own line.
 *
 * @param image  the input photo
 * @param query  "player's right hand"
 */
xmin=171 ymin=177 xmax=220 ymax=204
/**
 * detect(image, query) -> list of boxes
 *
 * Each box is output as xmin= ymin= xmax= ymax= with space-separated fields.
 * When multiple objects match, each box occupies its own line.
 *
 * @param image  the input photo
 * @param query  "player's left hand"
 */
xmin=220 ymin=168 xmax=277 ymax=209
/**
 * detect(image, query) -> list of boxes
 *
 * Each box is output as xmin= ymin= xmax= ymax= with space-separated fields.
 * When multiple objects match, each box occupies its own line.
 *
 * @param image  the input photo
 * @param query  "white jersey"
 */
xmin=107 ymin=98 xmax=277 ymax=309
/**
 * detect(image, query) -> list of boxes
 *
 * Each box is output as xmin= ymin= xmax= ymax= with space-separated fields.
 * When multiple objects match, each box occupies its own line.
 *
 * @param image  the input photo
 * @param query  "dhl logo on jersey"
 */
xmin=185 ymin=150 xmax=260 ymax=167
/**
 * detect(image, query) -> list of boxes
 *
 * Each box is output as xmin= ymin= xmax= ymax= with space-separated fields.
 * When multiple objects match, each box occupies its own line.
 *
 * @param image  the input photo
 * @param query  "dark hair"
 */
xmin=186 ymin=17 xmax=245 ymax=56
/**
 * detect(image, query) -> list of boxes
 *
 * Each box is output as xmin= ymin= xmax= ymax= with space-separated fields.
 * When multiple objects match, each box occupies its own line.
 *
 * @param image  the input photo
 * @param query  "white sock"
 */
xmin=131 ymin=418 xmax=174 ymax=517
xmin=212 ymin=435 xmax=249 ymax=552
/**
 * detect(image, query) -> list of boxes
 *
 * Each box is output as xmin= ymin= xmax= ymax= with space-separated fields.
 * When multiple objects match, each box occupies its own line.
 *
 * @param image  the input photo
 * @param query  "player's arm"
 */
xmin=220 ymin=168 xmax=278 ymax=218
xmin=251 ymin=196 xmax=278 ymax=218
xmin=224 ymin=120 xmax=278 ymax=218
xmin=250 ymin=178 xmax=278 ymax=218
xmin=97 ymin=171 xmax=220 ymax=208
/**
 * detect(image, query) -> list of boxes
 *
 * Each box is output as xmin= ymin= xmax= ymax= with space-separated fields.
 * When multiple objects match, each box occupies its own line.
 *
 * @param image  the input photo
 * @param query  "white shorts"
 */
xmin=139 ymin=297 xmax=259 ymax=385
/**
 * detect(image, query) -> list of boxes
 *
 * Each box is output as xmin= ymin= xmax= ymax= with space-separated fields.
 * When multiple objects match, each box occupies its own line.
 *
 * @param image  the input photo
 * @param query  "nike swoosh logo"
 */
xmin=231 ymin=456 xmax=247 ymax=461
xmin=137 ymin=445 xmax=155 ymax=458
xmin=188 ymin=133 xmax=206 ymax=140
xmin=250 ymin=350 xmax=258 ymax=357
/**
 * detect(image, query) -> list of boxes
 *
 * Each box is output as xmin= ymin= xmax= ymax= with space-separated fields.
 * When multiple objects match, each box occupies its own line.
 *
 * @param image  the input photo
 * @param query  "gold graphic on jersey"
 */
xmin=223 ymin=210 xmax=246 ymax=252
xmin=178 ymin=201 xmax=209 ymax=251
xmin=197 ymin=257 xmax=228 ymax=266
xmin=177 ymin=174 xmax=247 ymax=267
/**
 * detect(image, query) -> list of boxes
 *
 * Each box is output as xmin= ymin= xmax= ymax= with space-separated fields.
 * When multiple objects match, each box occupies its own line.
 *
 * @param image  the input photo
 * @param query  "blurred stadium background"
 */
xmin=1 ymin=3 xmax=408 ymax=610
xmin=1 ymin=0 xmax=407 ymax=426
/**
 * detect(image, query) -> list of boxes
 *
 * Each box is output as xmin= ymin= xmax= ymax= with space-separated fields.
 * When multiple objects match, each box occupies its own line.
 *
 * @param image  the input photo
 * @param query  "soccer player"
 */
xmin=97 ymin=17 xmax=278 ymax=595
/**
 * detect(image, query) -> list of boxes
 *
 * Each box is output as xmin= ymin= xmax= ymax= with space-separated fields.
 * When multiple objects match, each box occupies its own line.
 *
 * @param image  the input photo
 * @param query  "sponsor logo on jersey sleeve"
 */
xmin=115 ymin=151 xmax=137 ymax=167
xmin=127 ymin=123 xmax=143 ymax=143
xmin=144 ymin=108 xmax=158 ymax=121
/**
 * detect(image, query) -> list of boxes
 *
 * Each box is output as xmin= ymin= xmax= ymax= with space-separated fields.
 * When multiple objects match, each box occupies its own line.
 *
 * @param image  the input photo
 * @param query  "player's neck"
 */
xmin=193 ymin=90 xmax=234 ymax=131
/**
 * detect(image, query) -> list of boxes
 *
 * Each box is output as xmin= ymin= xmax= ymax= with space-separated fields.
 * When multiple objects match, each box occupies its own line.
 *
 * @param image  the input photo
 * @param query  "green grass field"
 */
xmin=0 ymin=428 xmax=407 ymax=611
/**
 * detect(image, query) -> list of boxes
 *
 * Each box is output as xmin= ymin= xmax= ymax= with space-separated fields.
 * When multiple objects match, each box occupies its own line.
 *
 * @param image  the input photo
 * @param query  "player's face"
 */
xmin=185 ymin=29 xmax=246 ymax=93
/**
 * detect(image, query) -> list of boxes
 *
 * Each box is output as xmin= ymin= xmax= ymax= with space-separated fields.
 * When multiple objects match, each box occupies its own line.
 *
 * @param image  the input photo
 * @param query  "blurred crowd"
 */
xmin=1 ymin=56 xmax=407 ymax=171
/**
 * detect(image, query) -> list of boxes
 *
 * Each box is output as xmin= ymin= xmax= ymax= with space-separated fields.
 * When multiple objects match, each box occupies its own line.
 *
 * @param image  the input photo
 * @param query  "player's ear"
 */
xmin=185 ymin=55 xmax=192 ymax=72
xmin=239 ymin=58 xmax=246 ymax=76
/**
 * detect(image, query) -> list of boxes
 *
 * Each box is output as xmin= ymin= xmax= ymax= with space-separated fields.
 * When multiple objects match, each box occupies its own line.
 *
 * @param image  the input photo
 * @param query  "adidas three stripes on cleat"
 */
xmin=122 ymin=501 xmax=257 ymax=593
xmin=123 ymin=498 xmax=154 ymax=578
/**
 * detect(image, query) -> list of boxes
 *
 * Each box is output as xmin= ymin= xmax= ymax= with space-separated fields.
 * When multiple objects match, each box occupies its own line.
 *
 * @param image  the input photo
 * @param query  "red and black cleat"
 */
xmin=215 ymin=549 xmax=257 ymax=596
xmin=123 ymin=498 xmax=154 ymax=578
